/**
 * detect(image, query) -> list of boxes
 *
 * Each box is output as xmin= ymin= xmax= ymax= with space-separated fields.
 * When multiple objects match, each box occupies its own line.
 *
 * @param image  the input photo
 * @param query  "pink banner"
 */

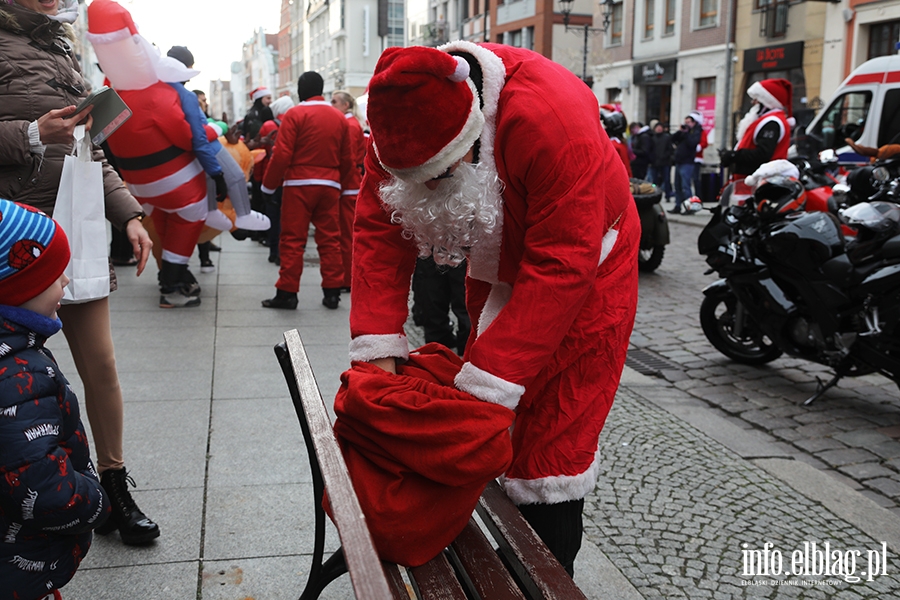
xmin=696 ymin=96 xmax=716 ymax=133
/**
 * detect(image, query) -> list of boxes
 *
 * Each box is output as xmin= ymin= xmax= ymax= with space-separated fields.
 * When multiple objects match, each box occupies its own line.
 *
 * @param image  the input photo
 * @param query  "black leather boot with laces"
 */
xmin=96 ymin=468 xmax=161 ymax=545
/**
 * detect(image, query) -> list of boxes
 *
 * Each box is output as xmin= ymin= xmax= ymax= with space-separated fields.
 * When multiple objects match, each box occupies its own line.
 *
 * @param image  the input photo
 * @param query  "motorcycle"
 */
xmin=632 ymin=178 xmax=670 ymax=272
xmin=697 ymin=175 xmax=900 ymax=404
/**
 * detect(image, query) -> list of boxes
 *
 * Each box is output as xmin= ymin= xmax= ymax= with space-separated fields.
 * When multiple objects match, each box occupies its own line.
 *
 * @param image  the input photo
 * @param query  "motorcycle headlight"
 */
xmin=872 ymin=166 xmax=891 ymax=182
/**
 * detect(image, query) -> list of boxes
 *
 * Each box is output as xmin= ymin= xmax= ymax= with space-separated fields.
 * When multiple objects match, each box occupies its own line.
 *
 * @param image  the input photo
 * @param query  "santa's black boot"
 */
xmin=322 ymin=287 xmax=341 ymax=309
xmin=96 ymin=468 xmax=160 ymax=545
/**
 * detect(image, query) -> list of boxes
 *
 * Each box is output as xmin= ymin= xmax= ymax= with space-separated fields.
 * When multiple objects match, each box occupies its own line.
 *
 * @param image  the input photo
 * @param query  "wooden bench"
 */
xmin=275 ymin=328 xmax=590 ymax=600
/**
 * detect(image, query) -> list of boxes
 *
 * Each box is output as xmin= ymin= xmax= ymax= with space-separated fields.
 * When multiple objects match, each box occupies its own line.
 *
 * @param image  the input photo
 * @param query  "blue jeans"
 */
xmin=675 ymin=163 xmax=695 ymax=209
xmin=647 ymin=165 xmax=673 ymax=199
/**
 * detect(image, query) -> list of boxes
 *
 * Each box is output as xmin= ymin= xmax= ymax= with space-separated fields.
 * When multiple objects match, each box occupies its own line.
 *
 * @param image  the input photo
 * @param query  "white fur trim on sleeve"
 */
xmin=455 ymin=361 xmax=525 ymax=411
xmin=348 ymin=334 xmax=409 ymax=362
xmin=598 ymin=229 xmax=619 ymax=266
xmin=501 ymin=447 xmax=602 ymax=504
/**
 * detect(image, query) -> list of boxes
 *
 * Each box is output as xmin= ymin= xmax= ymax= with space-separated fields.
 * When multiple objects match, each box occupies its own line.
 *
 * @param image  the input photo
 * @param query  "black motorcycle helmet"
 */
xmin=753 ymin=176 xmax=807 ymax=222
xmin=600 ymin=109 xmax=627 ymax=139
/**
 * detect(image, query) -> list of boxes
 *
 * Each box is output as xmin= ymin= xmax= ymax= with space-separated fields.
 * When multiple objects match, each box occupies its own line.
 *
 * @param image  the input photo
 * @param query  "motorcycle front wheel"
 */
xmin=700 ymin=291 xmax=783 ymax=365
xmin=638 ymin=246 xmax=665 ymax=272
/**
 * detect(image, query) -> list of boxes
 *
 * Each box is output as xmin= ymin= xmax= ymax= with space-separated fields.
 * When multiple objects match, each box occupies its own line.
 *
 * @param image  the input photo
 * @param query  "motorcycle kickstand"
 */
xmin=804 ymin=372 xmax=843 ymax=406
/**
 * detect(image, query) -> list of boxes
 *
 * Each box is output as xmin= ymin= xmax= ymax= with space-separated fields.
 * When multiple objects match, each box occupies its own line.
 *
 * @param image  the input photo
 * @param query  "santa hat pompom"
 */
xmin=748 ymin=78 xmax=793 ymax=117
xmin=744 ymin=159 xmax=800 ymax=188
xmin=367 ymin=46 xmax=485 ymax=184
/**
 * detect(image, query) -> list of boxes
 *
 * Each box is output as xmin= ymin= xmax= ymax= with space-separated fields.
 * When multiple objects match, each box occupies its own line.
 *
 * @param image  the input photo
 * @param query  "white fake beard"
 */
xmin=734 ymin=103 xmax=762 ymax=147
xmin=379 ymin=161 xmax=503 ymax=267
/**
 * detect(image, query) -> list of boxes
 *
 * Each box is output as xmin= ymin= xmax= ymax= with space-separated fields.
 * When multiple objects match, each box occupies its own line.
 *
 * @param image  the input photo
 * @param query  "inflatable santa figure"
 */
xmin=87 ymin=0 xmax=215 ymax=307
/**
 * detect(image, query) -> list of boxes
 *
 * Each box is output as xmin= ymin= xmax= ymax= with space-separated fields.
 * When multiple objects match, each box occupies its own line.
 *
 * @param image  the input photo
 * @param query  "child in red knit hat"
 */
xmin=0 ymin=199 xmax=110 ymax=600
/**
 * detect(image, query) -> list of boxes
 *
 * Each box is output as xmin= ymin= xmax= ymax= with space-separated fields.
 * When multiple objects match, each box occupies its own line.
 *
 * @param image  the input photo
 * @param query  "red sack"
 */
xmin=330 ymin=343 xmax=515 ymax=566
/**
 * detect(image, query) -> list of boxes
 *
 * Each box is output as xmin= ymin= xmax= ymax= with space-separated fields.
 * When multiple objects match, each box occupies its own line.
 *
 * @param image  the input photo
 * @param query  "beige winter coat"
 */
xmin=0 ymin=3 xmax=140 ymax=227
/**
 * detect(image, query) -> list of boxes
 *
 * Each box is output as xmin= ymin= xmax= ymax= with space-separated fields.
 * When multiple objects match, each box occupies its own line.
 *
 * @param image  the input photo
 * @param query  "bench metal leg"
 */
xmin=300 ymin=548 xmax=348 ymax=600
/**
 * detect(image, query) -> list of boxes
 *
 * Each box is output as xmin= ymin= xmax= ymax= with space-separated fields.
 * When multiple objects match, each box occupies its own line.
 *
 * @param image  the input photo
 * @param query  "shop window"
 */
xmin=644 ymin=0 xmax=655 ymax=39
xmin=807 ymin=91 xmax=872 ymax=150
xmin=665 ymin=0 xmax=676 ymax=34
xmin=869 ymin=21 xmax=900 ymax=60
xmin=758 ymin=0 xmax=788 ymax=38
xmin=698 ymin=0 xmax=717 ymax=27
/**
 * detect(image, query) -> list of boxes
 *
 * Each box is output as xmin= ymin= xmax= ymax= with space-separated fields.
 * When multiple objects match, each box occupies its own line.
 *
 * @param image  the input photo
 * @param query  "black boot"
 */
xmin=261 ymin=289 xmax=298 ymax=309
xmin=322 ymin=288 xmax=341 ymax=310
xmin=96 ymin=468 xmax=160 ymax=545
xmin=159 ymin=261 xmax=200 ymax=308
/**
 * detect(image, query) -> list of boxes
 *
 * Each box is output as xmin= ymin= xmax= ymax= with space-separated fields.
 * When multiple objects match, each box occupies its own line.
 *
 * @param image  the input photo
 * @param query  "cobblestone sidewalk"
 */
xmin=585 ymin=387 xmax=900 ymax=599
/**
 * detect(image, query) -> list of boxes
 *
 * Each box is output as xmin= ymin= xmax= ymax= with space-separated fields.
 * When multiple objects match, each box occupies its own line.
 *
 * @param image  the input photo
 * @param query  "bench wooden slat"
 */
xmin=476 ymin=480 xmax=589 ymax=599
xmin=409 ymin=552 xmax=468 ymax=600
xmin=449 ymin=519 xmax=527 ymax=600
xmin=282 ymin=329 xmax=397 ymax=600
xmin=383 ymin=562 xmax=414 ymax=600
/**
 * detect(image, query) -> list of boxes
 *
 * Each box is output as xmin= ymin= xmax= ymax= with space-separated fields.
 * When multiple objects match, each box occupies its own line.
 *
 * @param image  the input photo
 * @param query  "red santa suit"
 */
xmin=730 ymin=78 xmax=794 ymax=179
xmin=339 ymin=112 xmax=366 ymax=289
xmin=350 ymin=42 xmax=640 ymax=506
xmin=262 ymin=98 xmax=352 ymax=293
xmin=87 ymin=0 xmax=207 ymax=269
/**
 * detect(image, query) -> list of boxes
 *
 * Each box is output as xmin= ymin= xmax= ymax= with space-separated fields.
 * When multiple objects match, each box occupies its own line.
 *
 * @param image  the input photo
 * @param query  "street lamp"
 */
xmin=559 ymin=0 xmax=615 ymax=83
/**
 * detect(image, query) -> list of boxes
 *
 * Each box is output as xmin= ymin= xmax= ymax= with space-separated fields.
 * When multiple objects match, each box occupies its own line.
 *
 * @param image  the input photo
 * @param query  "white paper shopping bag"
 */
xmin=53 ymin=126 xmax=110 ymax=303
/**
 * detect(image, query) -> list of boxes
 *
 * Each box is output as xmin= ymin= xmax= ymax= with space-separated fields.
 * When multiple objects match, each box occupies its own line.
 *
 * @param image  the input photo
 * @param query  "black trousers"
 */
xmin=411 ymin=257 xmax=470 ymax=355
xmin=518 ymin=499 xmax=585 ymax=577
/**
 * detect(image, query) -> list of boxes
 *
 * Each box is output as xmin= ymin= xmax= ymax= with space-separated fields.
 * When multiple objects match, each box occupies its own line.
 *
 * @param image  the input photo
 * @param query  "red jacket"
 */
xmin=737 ymin=110 xmax=790 ymax=159
xmin=341 ymin=113 xmax=366 ymax=195
xmin=261 ymin=98 xmax=352 ymax=193
xmin=349 ymin=43 xmax=639 ymax=504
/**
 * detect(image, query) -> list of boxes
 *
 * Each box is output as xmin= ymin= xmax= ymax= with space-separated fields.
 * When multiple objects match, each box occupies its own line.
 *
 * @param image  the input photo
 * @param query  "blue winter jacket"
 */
xmin=0 ymin=306 xmax=109 ymax=600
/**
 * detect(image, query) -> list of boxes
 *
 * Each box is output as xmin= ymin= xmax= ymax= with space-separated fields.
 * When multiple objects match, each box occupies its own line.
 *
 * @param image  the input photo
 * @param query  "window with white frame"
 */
xmin=644 ymin=0 xmax=655 ymax=39
xmin=665 ymin=0 xmax=676 ymax=34
xmin=608 ymin=0 xmax=624 ymax=46
xmin=699 ymin=0 xmax=717 ymax=27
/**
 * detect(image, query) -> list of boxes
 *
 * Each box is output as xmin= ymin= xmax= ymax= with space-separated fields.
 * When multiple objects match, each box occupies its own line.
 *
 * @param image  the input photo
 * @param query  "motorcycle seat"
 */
xmin=882 ymin=234 xmax=900 ymax=260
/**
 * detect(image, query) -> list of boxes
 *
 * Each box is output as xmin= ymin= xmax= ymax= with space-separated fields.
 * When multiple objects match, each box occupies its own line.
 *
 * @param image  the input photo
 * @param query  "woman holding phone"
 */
xmin=0 ymin=0 xmax=160 ymax=546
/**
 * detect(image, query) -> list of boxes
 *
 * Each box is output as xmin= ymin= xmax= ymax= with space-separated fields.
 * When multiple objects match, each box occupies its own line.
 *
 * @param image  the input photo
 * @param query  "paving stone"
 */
xmin=793 ymin=437 xmax=848 ymax=453
xmin=837 ymin=462 xmax=896 ymax=481
xmin=816 ymin=448 xmax=881 ymax=467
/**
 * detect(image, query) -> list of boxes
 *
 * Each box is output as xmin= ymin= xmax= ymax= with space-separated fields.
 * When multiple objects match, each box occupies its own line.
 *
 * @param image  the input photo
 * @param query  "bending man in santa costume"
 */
xmin=350 ymin=42 xmax=639 ymax=574
xmin=721 ymin=78 xmax=794 ymax=180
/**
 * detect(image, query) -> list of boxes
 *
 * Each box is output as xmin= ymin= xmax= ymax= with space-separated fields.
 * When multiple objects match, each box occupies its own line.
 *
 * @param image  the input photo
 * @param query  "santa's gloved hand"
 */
xmin=719 ymin=149 xmax=735 ymax=167
xmin=213 ymin=174 xmax=228 ymax=202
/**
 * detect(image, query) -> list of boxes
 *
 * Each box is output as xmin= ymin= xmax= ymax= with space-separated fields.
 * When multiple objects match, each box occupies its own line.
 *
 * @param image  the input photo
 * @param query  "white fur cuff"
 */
xmin=501 ymin=449 xmax=602 ymax=504
xmin=455 ymin=362 xmax=525 ymax=411
xmin=348 ymin=334 xmax=409 ymax=362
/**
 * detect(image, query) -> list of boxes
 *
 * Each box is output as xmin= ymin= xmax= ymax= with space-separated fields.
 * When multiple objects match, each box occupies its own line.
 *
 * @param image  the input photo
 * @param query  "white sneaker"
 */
xmin=234 ymin=211 xmax=271 ymax=231
xmin=205 ymin=209 xmax=233 ymax=231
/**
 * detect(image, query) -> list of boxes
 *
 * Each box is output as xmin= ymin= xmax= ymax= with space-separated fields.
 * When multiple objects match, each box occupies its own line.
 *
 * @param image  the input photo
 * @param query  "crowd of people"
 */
xmin=0 ymin=0 xmax=798 ymax=597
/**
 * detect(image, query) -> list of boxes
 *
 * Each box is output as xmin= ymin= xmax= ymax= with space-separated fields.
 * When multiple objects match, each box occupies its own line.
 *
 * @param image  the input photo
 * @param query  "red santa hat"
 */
xmin=250 ymin=87 xmax=271 ymax=102
xmin=366 ymin=46 xmax=485 ymax=184
xmin=748 ymin=78 xmax=792 ymax=117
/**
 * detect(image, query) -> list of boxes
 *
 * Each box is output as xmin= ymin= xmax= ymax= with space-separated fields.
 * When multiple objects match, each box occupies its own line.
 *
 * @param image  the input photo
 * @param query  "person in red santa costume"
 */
xmin=87 ymin=0 xmax=214 ymax=308
xmin=330 ymin=90 xmax=366 ymax=292
xmin=350 ymin=42 xmax=639 ymax=575
xmin=600 ymin=104 xmax=633 ymax=178
xmin=720 ymin=78 xmax=794 ymax=181
xmin=260 ymin=71 xmax=352 ymax=310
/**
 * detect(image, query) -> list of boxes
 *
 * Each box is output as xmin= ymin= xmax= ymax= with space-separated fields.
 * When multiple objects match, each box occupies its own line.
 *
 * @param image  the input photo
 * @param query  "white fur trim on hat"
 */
xmin=348 ymin=333 xmax=410 ymax=362
xmin=438 ymin=41 xmax=508 ymax=285
xmin=373 ymin=78 xmax=484 ymax=184
xmin=748 ymin=81 xmax=783 ymax=111
xmin=86 ymin=27 xmax=133 ymax=44
xmin=501 ymin=446 xmax=602 ymax=504
xmin=688 ymin=110 xmax=704 ymax=126
xmin=455 ymin=361 xmax=526 ymax=411
xmin=251 ymin=87 xmax=272 ymax=101
xmin=744 ymin=159 xmax=799 ymax=188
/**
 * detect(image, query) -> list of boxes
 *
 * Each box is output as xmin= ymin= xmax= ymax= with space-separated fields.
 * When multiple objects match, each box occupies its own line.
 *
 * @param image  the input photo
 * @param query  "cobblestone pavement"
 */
xmin=630 ymin=213 xmax=900 ymax=512
xmin=585 ymin=387 xmax=900 ymax=599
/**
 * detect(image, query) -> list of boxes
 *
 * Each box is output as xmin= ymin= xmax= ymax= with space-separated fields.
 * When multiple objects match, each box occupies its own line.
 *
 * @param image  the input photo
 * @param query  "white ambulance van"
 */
xmin=794 ymin=54 xmax=900 ymax=165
